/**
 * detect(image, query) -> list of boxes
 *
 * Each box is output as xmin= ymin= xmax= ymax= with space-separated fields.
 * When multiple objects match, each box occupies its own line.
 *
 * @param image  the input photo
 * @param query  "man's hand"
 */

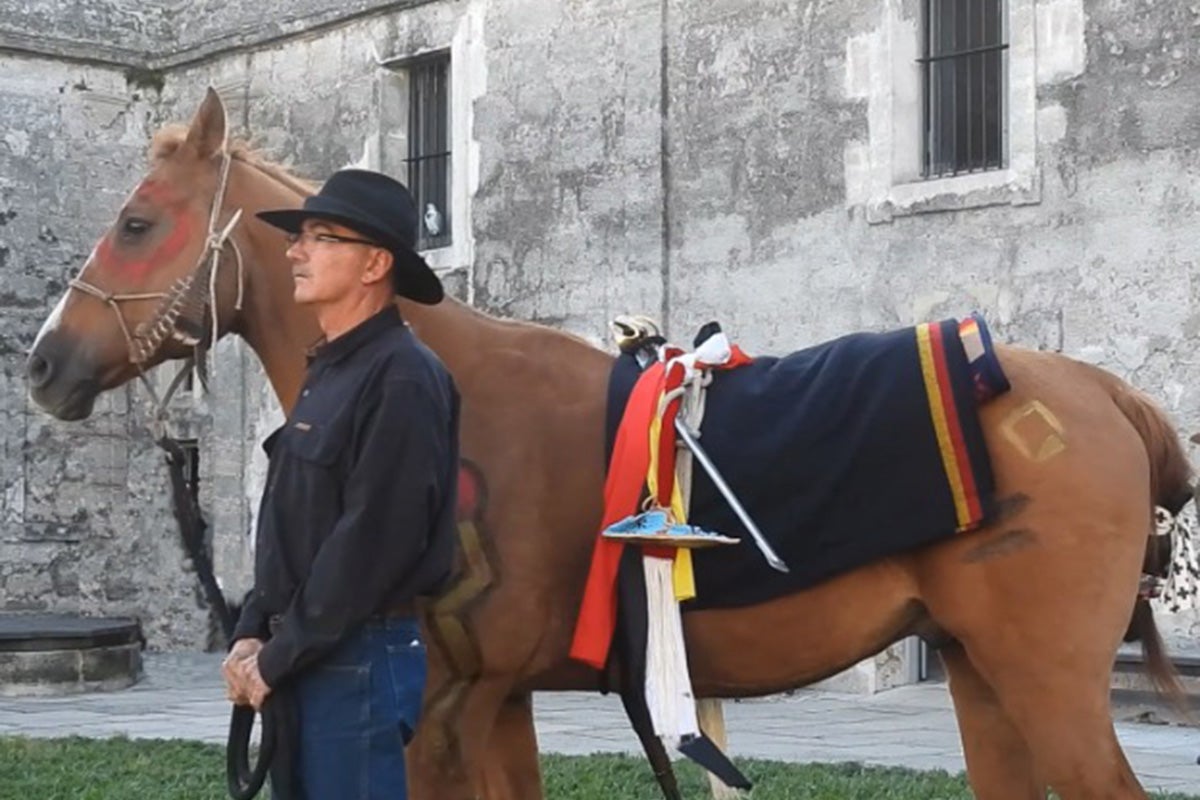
xmin=236 ymin=654 xmax=272 ymax=710
xmin=222 ymin=638 xmax=263 ymax=705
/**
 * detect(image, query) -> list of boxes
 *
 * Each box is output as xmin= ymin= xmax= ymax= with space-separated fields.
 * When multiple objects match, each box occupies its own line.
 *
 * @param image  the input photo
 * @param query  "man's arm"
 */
xmin=231 ymin=588 xmax=269 ymax=643
xmin=256 ymin=375 xmax=452 ymax=687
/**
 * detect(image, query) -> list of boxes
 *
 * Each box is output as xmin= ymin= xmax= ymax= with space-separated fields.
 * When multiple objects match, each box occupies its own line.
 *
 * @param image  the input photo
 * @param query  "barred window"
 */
xmin=921 ymin=0 xmax=1007 ymax=178
xmin=383 ymin=53 xmax=452 ymax=251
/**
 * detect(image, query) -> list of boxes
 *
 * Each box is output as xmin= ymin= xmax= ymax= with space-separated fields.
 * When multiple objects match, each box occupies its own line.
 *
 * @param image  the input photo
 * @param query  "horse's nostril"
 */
xmin=26 ymin=352 xmax=54 ymax=388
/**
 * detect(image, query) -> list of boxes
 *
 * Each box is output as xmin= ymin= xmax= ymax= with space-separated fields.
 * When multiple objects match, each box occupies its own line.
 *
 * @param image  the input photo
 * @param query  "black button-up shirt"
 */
xmin=234 ymin=306 xmax=459 ymax=687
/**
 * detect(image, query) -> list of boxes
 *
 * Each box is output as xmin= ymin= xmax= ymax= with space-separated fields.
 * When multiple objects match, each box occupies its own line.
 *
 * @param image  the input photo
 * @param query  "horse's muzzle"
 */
xmin=26 ymin=332 xmax=101 ymax=421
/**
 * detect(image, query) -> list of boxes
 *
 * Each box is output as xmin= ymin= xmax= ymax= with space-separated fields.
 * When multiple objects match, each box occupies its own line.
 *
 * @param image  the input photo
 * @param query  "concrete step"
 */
xmin=0 ymin=613 xmax=143 ymax=697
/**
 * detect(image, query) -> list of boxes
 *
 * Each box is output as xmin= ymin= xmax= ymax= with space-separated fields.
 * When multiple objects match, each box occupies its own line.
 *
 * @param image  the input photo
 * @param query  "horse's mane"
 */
xmin=151 ymin=124 xmax=317 ymax=197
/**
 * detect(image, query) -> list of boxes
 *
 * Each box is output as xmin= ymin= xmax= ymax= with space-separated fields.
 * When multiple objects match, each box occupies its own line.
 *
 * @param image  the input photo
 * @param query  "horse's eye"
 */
xmin=120 ymin=217 xmax=153 ymax=239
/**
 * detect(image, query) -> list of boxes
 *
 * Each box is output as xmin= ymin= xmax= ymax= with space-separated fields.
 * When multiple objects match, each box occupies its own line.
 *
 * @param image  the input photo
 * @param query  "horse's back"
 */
xmin=988 ymin=343 xmax=1191 ymax=509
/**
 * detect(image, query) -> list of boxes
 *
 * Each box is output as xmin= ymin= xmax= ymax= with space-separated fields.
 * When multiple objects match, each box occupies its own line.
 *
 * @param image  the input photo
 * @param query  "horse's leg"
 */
xmin=959 ymin=632 xmax=1144 ymax=799
xmin=921 ymin=491 xmax=1148 ymax=791
xmin=408 ymin=675 xmax=540 ymax=800
xmin=913 ymin=351 xmax=1157 ymax=798
xmin=406 ymin=676 xmax=481 ymax=800
xmin=696 ymin=699 xmax=741 ymax=799
xmin=925 ymin=537 xmax=1149 ymax=797
xmin=939 ymin=642 xmax=1043 ymax=799
xmin=478 ymin=691 xmax=542 ymax=800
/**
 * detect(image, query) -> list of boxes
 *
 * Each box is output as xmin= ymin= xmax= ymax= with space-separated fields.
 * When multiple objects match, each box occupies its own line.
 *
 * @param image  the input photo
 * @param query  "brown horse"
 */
xmin=27 ymin=88 xmax=1195 ymax=800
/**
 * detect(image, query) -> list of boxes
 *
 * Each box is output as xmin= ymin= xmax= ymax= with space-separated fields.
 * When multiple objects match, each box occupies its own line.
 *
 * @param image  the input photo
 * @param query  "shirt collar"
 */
xmin=306 ymin=305 xmax=404 ymax=367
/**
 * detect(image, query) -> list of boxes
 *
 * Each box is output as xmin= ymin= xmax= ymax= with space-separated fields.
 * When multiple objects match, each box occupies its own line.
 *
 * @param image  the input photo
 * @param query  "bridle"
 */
xmin=68 ymin=147 xmax=277 ymax=798
xmin=67 ymin=148 xmax=245 ymax=434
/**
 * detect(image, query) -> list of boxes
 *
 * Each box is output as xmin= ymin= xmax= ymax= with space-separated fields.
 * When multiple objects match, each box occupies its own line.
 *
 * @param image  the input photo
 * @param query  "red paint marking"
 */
xmin=456 ymin=462 xmax=485 ymax=522
xmin=94 ymin=235 xmax=115 ymax=271
xmin=133 ymin=180 xmax=182 ymax=206
xmin=131 ymin=211 xmax=193 ymax=279
xmin=93 ymin=208 xmax=195 ymax=281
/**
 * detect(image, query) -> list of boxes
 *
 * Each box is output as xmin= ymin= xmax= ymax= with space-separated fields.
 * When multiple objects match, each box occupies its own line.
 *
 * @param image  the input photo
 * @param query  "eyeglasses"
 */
xmin=284 ymin=231 xmax=381 ymax=249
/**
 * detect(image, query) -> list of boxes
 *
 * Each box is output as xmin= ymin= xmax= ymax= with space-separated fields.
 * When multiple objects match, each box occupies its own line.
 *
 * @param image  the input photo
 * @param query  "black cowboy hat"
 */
xmin=256 ymin=169 xmax=444 ymax=304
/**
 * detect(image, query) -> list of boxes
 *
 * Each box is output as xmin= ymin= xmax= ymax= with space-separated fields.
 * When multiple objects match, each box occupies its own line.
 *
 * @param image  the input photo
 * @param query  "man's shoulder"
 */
xmin=374 ymin=325 xmax=439 ymax=365
xmin=370 ymin=326 xmax=455 ymax=393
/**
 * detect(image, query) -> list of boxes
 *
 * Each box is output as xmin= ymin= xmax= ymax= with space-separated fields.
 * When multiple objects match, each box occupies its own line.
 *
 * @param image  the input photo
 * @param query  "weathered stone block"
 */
xmin=0 ymin=644 xmax=141 ymax=697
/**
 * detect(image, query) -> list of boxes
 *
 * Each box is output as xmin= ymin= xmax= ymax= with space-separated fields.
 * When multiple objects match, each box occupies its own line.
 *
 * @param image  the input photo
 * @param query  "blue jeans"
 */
xmin=276 ymin=618 xmax=426 ymax=800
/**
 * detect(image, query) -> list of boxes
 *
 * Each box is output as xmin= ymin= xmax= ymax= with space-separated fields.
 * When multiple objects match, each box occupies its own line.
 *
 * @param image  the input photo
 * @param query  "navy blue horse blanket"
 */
xmin=603 ymin=316 xmax=1009 ymax=611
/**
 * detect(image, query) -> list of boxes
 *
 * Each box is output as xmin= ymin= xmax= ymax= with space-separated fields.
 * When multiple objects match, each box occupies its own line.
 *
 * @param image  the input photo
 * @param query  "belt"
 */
xmin=266 ymin=600 xmax=417 ymax=636
xmin=371 ymin=599 xmax=418 ymax=620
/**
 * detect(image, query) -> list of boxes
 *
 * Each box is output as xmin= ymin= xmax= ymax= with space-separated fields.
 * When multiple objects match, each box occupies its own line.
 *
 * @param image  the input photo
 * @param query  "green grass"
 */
xmin=0 ymin=737 xmax=1196 ymax=799
xmin=0 ymin=737 xmax=228 ymax=799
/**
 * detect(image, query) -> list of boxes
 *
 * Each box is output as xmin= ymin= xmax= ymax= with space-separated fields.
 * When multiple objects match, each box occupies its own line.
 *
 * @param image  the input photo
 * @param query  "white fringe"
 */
xmin=643 ymin=555 xmax=699 ymax=748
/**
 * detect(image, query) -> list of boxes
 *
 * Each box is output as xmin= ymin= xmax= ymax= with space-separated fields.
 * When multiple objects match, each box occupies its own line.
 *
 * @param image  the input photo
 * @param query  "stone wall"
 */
xmin=0 ymin=57 xmax=209 ymax=648
xmin=4 ymin=0 xmax=1199 ymax=670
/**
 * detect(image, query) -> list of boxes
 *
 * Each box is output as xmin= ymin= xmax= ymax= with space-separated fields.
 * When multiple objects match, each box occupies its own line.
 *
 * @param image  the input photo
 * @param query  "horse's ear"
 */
xmin=184 ymin=87 xmax=228 ymax=159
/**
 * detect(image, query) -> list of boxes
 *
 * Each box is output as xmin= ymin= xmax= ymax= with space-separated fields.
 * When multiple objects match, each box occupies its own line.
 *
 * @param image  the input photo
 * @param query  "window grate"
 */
xmin=405 ymin=55 xmax=452 ymax=250
xmin=921 ymin=0 xmax=1007 ymax=178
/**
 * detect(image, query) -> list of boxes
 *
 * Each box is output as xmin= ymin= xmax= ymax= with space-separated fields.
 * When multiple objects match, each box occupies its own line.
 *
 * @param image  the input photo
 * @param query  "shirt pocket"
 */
xmin=279 ymin=422 xmax=347 ymax=470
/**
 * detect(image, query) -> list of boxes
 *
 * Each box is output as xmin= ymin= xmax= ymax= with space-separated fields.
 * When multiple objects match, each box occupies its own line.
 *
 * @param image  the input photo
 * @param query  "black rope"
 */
xmin=156 ymin=435 xmax=275 ymax=800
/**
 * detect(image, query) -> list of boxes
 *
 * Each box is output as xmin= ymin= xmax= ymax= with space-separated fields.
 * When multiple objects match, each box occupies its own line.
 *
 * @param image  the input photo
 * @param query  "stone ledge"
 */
xmin=0 ymin=29 xmax=148 ymax=69
xmin=1114 ymin=645 xmax=1200 ymax=697
xmin=866 ymin=167 xmax=1043 ymax=224
xmin=0 ymin=0 xmax=435 ymax=71
xmin=0 ymin=643 xmax=142 ymax=697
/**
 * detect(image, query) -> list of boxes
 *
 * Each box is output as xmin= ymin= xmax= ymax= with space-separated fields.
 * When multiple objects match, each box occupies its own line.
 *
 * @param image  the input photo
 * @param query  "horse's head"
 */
xmin=27 ymin=88 xmax=245 ymax=420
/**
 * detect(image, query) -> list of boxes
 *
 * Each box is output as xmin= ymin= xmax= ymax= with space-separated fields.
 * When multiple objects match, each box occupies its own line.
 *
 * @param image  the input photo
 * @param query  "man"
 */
xmin=222 ymin=169 xmax=459 ymax=799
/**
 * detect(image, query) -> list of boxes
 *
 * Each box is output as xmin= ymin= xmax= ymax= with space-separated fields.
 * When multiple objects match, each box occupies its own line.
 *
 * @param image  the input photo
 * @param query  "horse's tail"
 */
xmin=1124 ymin=599 xmax=1184 ymax=704
xmin=1103 ymin=370 xmax=1193 ymax=706
xmin=1106 ymin=375 xmax=1193 ymax=514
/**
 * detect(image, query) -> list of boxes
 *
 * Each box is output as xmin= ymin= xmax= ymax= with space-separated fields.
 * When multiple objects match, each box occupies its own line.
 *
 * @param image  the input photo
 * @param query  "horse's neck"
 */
xmin=228 ymin=161 xmax=319 ymax=413
xmin=399 ymin=297 xmax=494 ymax=382
xmin=229 ymin=158 xmax=614 ymax=438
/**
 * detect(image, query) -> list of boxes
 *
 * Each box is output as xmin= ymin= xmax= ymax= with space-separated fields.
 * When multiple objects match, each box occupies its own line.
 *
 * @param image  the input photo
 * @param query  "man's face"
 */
xmin=285 ymin=220 xmax=384 ymax=307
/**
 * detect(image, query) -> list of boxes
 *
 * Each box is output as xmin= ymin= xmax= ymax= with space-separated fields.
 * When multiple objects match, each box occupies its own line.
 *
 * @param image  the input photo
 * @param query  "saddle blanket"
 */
xmin=606 ymin=315 xmax=1009 ymax=612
